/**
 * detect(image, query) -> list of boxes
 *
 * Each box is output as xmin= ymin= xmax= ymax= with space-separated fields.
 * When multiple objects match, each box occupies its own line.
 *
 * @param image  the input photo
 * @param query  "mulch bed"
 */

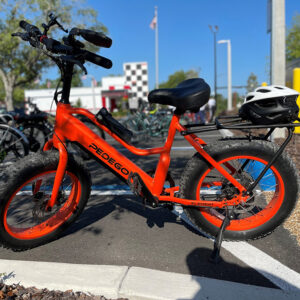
xmin=0 ymin=283 xmax=128 ymax=300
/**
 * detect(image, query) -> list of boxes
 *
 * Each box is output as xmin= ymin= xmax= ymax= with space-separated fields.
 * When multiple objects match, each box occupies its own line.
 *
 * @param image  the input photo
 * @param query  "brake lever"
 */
xmin=11 ymin=32 xmax=30 ymax=40
xmin=60 ymin=55 xmax=87 ymax=74
xmin=12 ymin=32 xmax=40 ymax=48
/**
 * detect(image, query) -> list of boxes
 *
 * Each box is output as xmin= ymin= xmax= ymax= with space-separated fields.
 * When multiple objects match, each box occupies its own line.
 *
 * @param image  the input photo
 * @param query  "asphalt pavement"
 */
xmin=1 ymin=132 xmax=300 ymax=299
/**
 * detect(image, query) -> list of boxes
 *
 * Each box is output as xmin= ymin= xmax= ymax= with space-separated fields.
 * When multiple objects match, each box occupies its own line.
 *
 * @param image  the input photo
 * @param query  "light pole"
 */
xmin=82 ymin=75 xmax=97 ymax=113
xmin=209 ymin=25 xmax=219 ymax=103
xmin=218 ymin=39 xmax=232 ymax=110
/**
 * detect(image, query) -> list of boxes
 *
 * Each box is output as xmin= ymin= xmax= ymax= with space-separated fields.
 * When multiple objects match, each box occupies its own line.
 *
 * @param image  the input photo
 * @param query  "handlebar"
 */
xmin=40 ymin=36 xmax=73 ymax=53
xmin=14 ymin=20 xmax=112 ymax=69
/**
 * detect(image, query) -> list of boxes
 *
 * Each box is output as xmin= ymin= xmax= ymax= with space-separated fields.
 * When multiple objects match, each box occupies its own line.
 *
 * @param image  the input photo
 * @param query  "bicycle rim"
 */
xmin=0 ymin=127 xmax=27 ymax=162
xmin=3 ymin=170 xmax=81 ymax=240
xmin=196 ymin=155 xmax=284 ymax=231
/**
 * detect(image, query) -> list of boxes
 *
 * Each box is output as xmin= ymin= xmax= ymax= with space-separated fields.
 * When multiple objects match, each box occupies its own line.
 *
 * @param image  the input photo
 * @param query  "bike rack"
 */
xmin=181 ymin=115 xmax=300 ymax=135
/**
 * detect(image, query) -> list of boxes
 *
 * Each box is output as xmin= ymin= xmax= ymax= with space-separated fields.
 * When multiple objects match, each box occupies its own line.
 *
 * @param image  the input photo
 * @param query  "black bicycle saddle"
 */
xmin=148 ymin=78 xmax=211 ymax=113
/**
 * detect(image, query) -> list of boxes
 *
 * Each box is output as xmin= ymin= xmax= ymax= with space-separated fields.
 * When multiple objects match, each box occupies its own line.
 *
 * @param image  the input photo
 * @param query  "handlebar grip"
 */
xmin=19 ymin=20 xmax=42 ymax=37
xmin=80 ymin=29 xmax=112 ymax=48
xmin=84 ymin=51 xmax=112 ymax=69
xmin=12 ymin=32 xmax=39 ymax=47
xmin=70 ymin=28 xmax=112 ymax=48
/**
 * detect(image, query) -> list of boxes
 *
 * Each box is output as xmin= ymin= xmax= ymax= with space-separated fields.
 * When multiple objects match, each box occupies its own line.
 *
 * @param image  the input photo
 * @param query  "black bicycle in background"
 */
xmin=0 ymin=100 xmax=53 ymax=152
xmin=10 ymin=99 xmax=53 ymax=152
xmin=0 ymin=118 xmax=29 ymax=165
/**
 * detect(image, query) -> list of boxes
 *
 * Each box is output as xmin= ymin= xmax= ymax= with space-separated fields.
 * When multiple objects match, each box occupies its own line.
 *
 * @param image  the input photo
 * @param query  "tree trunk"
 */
xmin=0 ymin=70 xmax=15 ymax=111
xmin=5 ymin=83 xmax=14 ymax=111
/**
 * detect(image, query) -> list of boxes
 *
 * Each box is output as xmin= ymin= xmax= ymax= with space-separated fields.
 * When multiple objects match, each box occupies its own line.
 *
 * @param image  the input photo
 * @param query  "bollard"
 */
xmin=293 ymin=68 xmax=300 ymax=133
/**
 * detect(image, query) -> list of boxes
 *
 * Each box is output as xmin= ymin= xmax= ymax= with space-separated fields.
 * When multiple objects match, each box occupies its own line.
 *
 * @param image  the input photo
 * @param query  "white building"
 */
xmin=25 ymin=86 xmax=102 ymax=114
xmin=25 ymin=62 xmax=149 ymax=114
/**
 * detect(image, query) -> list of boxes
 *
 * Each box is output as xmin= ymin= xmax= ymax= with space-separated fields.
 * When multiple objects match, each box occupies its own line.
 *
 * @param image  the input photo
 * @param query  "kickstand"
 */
xmin=209 ymin=207 xmax=234 ymax=264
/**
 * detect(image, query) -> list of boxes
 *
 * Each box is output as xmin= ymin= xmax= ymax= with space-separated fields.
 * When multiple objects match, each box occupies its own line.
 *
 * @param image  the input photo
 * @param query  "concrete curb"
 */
xmin=0 ymin=259 xmax=128 ymax=298
xmin=1 ymin=259 xmax=300 ymax=300
xmin=120 ymin=267 xmax=300 ymax=300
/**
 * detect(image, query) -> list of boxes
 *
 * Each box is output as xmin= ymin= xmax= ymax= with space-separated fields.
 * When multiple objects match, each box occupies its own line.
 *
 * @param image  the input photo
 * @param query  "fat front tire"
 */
xmin=180 ymin=140 xmax=299 ymax=240
xmin=0 ymin=150 xmax=91 ymax=250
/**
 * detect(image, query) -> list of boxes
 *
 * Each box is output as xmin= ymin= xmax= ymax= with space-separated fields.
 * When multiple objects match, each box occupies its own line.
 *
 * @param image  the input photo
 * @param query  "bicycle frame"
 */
xmin=44 ymin=102 xmax=249 ymax=210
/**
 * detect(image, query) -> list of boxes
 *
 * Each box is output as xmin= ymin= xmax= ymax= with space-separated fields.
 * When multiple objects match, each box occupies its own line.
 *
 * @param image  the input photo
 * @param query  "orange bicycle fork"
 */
xmin=43 ymin=103 xmax=248 ymax=211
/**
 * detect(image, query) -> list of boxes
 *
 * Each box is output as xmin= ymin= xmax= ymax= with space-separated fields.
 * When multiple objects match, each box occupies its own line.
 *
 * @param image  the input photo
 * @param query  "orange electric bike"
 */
xmin=1 ymin=15 xmax=299 ymax=262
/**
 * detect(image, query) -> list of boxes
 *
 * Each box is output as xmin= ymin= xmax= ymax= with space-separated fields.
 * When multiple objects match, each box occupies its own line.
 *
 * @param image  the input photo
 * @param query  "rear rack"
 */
xmin=181 ymin=115 xmax=300 ymax=136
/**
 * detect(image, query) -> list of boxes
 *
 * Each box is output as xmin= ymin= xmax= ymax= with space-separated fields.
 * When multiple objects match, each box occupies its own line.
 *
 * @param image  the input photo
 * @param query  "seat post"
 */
xmin=174 ymin=108 xmax=184 ymax=116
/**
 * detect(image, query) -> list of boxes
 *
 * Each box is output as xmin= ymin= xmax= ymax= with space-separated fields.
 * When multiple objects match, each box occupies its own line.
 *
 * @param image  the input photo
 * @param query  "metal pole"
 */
xmin=214 ymin=31 xmax=217 ymax=102
xmin=270 ymin=0 xmax=286 ymax=139
xmin=209 ymin=25 xmax=219 ymax=102
xmin=218 ymin=39 xmax=232 ymax=110
xmin=155 ymin=6 xmax=159 ymax=89
xmin=228 ymin=40 xmax=232 ymax=110
xmin=271 ymin=0 xmax=285 ymax=85
xmin=92 ymin=76 xmax=96 ymax=113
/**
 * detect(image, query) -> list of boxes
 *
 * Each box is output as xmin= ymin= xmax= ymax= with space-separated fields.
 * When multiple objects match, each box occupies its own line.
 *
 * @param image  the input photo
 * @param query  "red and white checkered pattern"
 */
xmin=123 ymin=62 xmax=149 ymax=103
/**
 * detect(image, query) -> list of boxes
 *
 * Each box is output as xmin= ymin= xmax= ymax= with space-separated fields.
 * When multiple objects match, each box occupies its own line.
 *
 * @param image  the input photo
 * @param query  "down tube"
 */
xmin=65 ymin=120 xmax=153 ymax=187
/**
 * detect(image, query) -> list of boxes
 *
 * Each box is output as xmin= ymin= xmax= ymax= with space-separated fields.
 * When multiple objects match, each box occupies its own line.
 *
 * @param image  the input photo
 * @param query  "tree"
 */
xmin=159 ymin=69 xmax=199 ymax=89
xmin=286 ymin=13 xmax=300 ymax=61
xmin=246 ymin=72 xmax=258 ymax=93
xmin=74 ymin=98 xmax=82 ymax=107
xmin=0 ymin=0 xmax=107 ymax=111
xmin=215 ymin=94 xmax=227 ymax=116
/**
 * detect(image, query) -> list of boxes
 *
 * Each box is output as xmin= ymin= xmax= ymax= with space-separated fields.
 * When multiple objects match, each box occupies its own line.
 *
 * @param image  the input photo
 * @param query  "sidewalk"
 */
xmin=1 ymin=259 xmax=300 ymax=300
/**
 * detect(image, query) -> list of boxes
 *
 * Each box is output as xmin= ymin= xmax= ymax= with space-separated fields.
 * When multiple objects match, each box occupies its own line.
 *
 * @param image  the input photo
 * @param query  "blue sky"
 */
xmin=46 ymin=0 xmax=299 ymax=96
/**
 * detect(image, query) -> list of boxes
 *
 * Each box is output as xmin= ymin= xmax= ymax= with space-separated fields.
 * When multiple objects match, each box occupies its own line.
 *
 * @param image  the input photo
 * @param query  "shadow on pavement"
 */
xmin=64 ymin=194 xmax=207 ymax=237
xmin=185 ymin=247 xmax=278 ymax=288
xmin=176 ymin=247 xmax=300 ymax=300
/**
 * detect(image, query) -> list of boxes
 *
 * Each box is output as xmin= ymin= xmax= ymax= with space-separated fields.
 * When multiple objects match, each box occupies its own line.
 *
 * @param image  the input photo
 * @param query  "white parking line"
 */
xmin=173 ymin=206 xmax=300 ymax=292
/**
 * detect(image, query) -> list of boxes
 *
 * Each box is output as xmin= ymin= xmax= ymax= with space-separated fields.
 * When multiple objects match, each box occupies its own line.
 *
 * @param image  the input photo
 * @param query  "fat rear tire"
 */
xmin=180 ymin=140 xmax=299 ymax=240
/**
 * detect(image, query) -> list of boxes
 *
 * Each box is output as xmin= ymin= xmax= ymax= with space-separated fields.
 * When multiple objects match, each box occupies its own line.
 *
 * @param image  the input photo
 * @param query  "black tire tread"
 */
xmin=0 ymin=150 xmax=91 ymax=251
xmin=180 ymin=139 xmax=299 ymax=241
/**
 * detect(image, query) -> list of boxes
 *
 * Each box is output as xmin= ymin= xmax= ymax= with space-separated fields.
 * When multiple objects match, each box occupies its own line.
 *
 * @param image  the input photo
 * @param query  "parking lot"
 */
xmin=0 ymin=132 xmax=300 ymax=292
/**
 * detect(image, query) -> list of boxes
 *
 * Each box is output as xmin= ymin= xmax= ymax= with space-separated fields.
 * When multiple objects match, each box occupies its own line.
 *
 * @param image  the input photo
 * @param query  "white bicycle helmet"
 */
xmin=239 ymin=85 xmax=300 ymax=125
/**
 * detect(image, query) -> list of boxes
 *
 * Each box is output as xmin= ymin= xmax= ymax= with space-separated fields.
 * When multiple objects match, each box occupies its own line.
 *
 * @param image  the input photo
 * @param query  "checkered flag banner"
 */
xmin=124 ymin=62 xmax=149 ymax=102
